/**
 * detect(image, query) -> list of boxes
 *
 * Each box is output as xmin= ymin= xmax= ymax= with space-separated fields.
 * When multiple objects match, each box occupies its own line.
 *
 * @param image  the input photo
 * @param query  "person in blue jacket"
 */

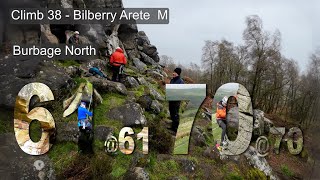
xmin=169 ymin=68 xmax=184 ymax=132
xmin=78 ymin=101 xmax=93 ymax=131
xmin=89 ymin=67 xmax=108 ymax=78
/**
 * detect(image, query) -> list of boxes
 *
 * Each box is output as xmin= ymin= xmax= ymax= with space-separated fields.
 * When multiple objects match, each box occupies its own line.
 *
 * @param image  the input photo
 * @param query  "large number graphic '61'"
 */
xmin=166 ymin=83 xmax=253 ymax=155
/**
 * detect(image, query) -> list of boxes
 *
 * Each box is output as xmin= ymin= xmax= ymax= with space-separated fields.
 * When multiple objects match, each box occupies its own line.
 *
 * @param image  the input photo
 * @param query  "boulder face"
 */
xmin=149 ymin=87 xmax=165 ymax=102
xmin=137 ymin=95 xmax=153 ymax=111
xmin=124 ymin=76 xmax=140 ymax=89
xmin=253 ymin=109 xmax=273 ymax=138
xmin=133 ymin=58 xmax=147 ymax=73
xmin=124 ymin=167 xmax=149 ymax=180
xmin=107 ymin=102 xmax=147 ymax=126
xmin=89 ymin=76 xmax=128 ymax=95
xmin=150 ymin=100 xmax=163 ymax=114
xmin=56 ymin=122 xmax=79 ymax=143
xmin=244 ymin=146 xmax=279 ymax=180
xmin=0 ymin=133 xmax=55 ymax=179
xmin=0 ymin=57 xmax=74 ymax=109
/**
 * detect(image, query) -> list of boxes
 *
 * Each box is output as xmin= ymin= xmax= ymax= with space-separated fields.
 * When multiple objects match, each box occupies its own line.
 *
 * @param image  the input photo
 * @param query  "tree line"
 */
xmin=160 ymin=15 xmax=320 ymax=128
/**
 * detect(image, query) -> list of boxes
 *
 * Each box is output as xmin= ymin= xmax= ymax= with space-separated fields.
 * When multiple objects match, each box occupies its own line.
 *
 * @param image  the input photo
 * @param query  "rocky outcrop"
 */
xmin=124 ymin=167 xmax=149 ymax=180
xmin=89 ymin=76 xmax=128 ymax=95
xmin=0 ymin=57 xmax=74 ymax=109
xmin=124 ymin=76 xmax=140 ymax=89
xmin=133 ymin=58 xmax=147 ymax=73
xmin=0 ymin=133 xmax=55 ymax=179
xmin=94 ymin=126 xmax=113 ymax=141
xmin=137 ymin=95 xmax=153 ymax=111
xmin=140 ymin=52 xmax=157 ymax=65
xmin=56 ymin=122 xmax=79 ymax=143
xmin=244 ymin=146 xmax=279 ymax=180
xmin=253 ymin=109 xmax=273 ymax=138
xmin=136 ymin=31 xmax=160 ymax=62
xmin=148 ymin=87 xmax=165 ymax=102
xmin=191 ymin=126 xmax=207 ymax=147
xmin=107 ymin=102 xmax=147 ymax=126
xmin=150 ymin=100 xmax=163 ymax=114
xmin=41 ymin=24 xmax=59 ymax=44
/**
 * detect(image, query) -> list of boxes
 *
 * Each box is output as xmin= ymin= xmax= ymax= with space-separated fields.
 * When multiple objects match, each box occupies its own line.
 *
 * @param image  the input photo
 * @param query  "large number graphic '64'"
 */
xmin=14 ymin=83 xmax=55 ymax=155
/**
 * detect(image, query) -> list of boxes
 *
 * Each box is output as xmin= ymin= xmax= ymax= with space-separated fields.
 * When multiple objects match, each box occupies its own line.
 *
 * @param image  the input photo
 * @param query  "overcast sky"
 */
xmin=123 ymin=0 xmax=319 ymax=72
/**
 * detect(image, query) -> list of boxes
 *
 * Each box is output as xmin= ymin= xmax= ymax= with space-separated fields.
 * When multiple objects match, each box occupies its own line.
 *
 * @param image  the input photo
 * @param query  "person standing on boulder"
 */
xmin=110 ymin=47 xmax=127 ymax=82
xmin=216 ymin=96 xmax=228 ymax=147
xmin=169 ymin=68 xmax=184 ymax=132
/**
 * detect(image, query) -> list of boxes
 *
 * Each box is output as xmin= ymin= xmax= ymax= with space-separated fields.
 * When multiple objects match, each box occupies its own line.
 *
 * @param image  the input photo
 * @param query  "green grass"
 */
xmin=0 ymin=110 xmax=13 ymax=134
xmin=29 ymin=120 xmax=42 ymax=142
xmin=173 ymin=108 xmax=199 ymax=154
xmin=281 ymin=165 xmax=294 ymax=177
xmin=56 ymin=59 xmax=81 ymax=67
xmin=74 ymin=77 xmax=87 ymax=86
xmin=93 ymin=139 xmax=106 ymax=152
xmin=148 ymin=160 xmax=181 ymax=180
xmin=212 ymin=116 xmax=222 ymax=144
xmin=245 ymin=168 xmax=267 ymax=180
xmin=0 ymin=118 xmax=11 ymax=134
xmin=134 ymin=85 xmax=147 ymax=98
xmin=111 ymin=153 xmax=133 ymax=178
xmin=94 ymin=93 xmax=126 ymax=132
xmin=226 ymin=172 xmax=244 ymax=180
xmin=173 ymin=118 xmax=193 ymax=154
xmin=48 ymin=142 xmax=78 ymax=175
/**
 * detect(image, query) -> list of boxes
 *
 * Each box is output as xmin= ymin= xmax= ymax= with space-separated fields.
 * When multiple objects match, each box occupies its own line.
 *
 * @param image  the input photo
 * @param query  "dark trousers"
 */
xmin=111 ymin=66 xmax=121 ymax=82
xmin=78 ymin=127 xmax=93 ymax=154
xmin=217 ymin=119 xmax=227 ymax=144
xmin=169 ymin=101 xmax=181 ymax=132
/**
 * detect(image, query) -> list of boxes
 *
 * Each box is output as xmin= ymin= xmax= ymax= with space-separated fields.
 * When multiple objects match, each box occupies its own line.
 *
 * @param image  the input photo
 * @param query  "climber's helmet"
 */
xmin=222 ymin=96 xmax=228 ymax=107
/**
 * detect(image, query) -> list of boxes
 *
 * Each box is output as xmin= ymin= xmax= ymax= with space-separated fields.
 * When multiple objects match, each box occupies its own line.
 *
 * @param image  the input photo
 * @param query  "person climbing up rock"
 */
xmin=216 ymin=96 xmax=228 ymax=148
xmin=77 ymin=101 xmax=93 ymax=131
xmin=89 ymin=66 xmax=108 ymax=79
xmin=110 ymin=47 xmax=127 ymax=82
xmin=69 ymin=31 xmax=80 ymax=45
xmin=169 ymin=68 xmax=184 ymax=132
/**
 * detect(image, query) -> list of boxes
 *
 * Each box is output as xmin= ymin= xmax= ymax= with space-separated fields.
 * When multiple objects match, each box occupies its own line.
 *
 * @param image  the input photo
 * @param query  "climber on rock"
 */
xmin=109 ymin=47 xmax=127 ymax=82
xmin=168 ymin=68 xmax=184 ymax=133
xmin=69 ymin=31 xmax=80 ymax=45
xmin=77 ymin=101 xmax=93 ymax=131
xmin=216 ymin=96 xmax=228 ymax=148
xmin=89 ymin=66 xmax=108 ymax=79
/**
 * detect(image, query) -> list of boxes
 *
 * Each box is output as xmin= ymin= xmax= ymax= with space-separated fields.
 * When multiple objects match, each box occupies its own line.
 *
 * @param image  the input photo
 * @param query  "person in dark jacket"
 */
xmin=110 ymin=47 xmax=127 ymax=82
xmin=69 ymin=31 xmax=80 ymax=45
xmin=169 ymin=68 xmax=184 ymax=132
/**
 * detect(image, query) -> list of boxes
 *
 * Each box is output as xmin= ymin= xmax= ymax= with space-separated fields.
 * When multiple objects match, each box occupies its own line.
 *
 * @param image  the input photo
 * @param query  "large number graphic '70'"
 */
xmin=166 ymin=84 xmax=206 ymax=154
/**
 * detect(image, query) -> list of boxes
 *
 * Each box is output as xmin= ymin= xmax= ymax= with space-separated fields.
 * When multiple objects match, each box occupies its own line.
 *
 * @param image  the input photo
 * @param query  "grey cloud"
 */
xmin=123 ymin=0 xmax=317 ymax=71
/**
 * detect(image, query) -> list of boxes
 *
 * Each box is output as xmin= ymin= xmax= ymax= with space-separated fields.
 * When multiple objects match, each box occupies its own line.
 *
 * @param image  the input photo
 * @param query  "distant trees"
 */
xmin=160 ymin=15 xmax=319 ymax=127
xmin=199 ymin=15 xmax=320 ymax=127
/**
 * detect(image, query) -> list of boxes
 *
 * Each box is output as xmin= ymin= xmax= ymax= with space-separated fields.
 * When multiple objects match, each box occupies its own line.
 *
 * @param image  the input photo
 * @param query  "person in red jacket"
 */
xmin=110 ymin=47 xmax=127 ymax=82
xmin=216 ymin=96 xmax=228 ymax=146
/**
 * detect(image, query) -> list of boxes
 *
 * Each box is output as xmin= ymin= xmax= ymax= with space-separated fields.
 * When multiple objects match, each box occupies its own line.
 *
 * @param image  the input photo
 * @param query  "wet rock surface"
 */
xmin=107 ymin=102 xmax=147 ymax=126
xmin=0 ymin=133 xmax=55 ymax=179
